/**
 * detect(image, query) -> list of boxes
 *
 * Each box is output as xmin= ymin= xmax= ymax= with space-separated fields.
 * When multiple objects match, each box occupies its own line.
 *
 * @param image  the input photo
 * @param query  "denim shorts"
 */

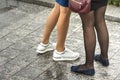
xmin=56 ymin=0 xmax=68 ymax=7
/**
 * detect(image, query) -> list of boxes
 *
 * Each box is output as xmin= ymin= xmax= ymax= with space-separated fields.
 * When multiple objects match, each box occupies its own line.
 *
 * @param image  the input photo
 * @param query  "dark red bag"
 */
xmin=69 ymin=0 xmax=91 ymax=14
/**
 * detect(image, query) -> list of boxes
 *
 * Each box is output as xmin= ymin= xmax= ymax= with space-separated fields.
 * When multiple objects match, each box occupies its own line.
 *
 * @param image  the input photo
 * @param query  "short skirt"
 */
xmin=56 ymin=0 xmax=69 ymax=7
xmin=91 ymin=0 xmax=108 ymax=10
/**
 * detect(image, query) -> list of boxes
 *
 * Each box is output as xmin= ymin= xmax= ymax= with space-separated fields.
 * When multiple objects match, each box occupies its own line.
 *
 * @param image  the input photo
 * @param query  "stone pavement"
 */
xmin=0 ymin=1 xmax=120 ymax=80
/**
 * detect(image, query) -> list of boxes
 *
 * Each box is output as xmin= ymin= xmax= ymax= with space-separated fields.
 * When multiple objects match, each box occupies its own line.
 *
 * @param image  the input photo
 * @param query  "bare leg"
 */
xmin=56 ymin=6 xmax=71 ymax=52
xmin=52 ymin=6 xmax=80 ymax=61
xmin=42 ymin=3 xmax=60 ymax=44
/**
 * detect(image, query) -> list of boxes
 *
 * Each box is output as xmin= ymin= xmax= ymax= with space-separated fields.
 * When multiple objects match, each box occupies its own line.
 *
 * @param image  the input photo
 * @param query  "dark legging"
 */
xmin=79 ymin=6 xmax=109 ymax=69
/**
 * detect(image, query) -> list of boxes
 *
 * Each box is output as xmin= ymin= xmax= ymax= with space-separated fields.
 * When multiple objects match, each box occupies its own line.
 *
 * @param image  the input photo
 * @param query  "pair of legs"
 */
xmin=71 ymin=6 xmax=109 ymax=75
xmin=41 ymin=2 xmax=71 ymax=52
xmin=80 ymin=6 xmax=109 ymax=68
xmin=37 ymin=2 xmax=80 ymax=61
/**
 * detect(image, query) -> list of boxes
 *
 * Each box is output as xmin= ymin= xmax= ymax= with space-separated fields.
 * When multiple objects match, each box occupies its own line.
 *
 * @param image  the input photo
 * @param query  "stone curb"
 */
xmin=105 ymin=15 xmax=120 ymax=23
xmin=18 ymin=0 xmax=120 ymax=23
xmin=18 ymin=0 xmax=54 ymax=8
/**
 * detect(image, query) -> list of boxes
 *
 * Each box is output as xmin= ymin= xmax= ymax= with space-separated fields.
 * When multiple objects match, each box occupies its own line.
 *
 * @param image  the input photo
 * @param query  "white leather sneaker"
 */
xmin=36 ymin=43 xmax=54 ymax=54
xmin=53 ymin=48 xmax=80 ymax=61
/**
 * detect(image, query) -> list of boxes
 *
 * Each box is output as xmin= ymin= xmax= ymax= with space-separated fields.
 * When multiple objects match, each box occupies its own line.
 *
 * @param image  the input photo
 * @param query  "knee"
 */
xmin=82 ymin=22 xmax=94 ymax=29
xmin=95 ymin=18 xmax=106 ymax=28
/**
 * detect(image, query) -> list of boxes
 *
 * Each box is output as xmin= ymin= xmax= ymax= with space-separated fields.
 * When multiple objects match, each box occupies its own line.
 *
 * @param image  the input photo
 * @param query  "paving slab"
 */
xmin=0 ymin=2 xmax=120 ymax=80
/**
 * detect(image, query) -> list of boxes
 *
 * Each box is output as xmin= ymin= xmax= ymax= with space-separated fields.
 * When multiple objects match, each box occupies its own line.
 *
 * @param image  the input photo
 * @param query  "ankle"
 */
xmin=41 ymin=40 xmax=49 ymax=44
xmin=54 ymin=49 xmax=64 ymax=54
xmin=56 ymin=47 xmax=65 ymax=52
xmin=85 ymin=63 xmax=94 ymax=69
xmin=100 ymin=55 xmax=108 ymax=60
xmin=40 ymin=42 xmax=49 ymax=47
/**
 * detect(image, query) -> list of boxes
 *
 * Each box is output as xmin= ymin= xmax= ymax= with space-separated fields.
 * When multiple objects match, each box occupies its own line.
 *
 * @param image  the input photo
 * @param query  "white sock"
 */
xmin=55 ymin=49 xmax=65 ymax=54
xmin=40 ymin=42 xmax=49 ymax=46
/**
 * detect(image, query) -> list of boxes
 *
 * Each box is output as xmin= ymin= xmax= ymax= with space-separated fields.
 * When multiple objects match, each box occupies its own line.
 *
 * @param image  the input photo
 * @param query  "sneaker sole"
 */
xmin=36 ymin=48 xmax=54 ymax=54
xmin=53 ymin=56 xmax=79 ymax=61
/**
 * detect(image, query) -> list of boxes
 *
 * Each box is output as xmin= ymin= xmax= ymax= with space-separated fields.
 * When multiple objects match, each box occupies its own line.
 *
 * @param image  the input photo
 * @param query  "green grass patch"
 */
xmin=108 ymin=0 xmax=120 ymax=6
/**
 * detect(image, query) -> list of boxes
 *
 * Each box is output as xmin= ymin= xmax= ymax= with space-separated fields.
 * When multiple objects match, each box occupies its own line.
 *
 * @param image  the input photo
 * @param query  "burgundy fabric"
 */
xmin=69 ymin=0 xmax=91 ymax=14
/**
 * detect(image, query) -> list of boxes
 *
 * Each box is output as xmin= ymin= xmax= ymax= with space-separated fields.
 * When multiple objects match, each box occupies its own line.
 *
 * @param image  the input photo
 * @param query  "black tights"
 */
xmin=79 ymin=6 xmax=109 ymax=69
